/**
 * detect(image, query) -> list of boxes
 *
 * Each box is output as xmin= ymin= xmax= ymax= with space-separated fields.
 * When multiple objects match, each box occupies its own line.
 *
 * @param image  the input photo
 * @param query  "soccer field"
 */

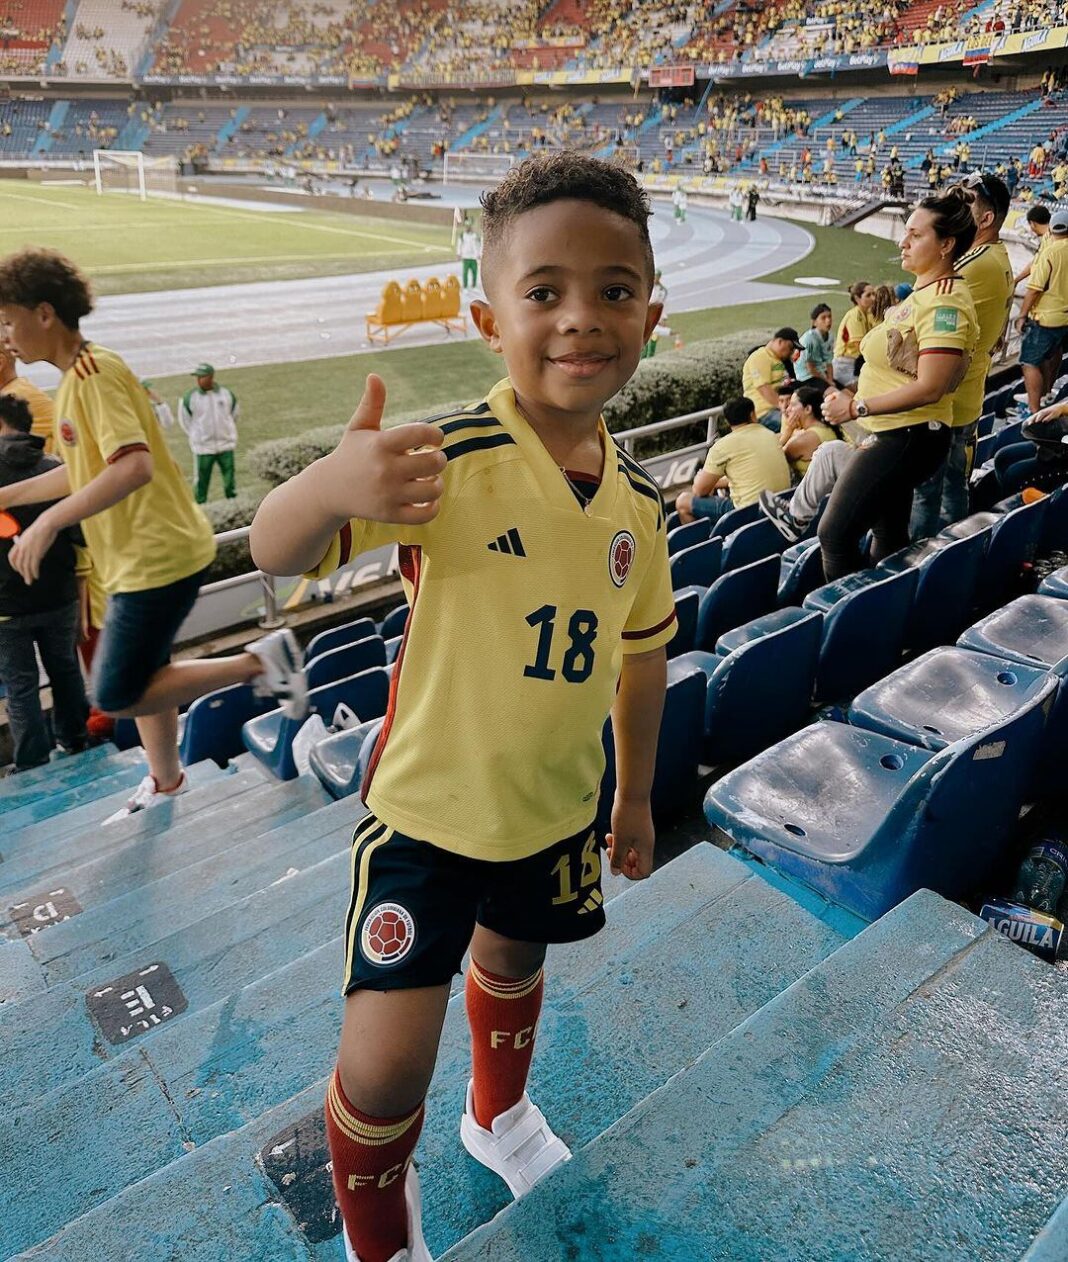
xmin=0 ymin=180 xmax=455 ymax=295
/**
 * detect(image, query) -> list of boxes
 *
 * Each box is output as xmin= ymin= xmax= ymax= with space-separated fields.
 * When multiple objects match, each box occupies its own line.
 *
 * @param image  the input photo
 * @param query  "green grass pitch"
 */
xmin=0 ymin=180 xmax=455 ymax=294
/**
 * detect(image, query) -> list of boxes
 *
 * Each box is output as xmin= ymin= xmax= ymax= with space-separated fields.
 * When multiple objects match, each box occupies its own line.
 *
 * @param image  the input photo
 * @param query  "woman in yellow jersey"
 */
xmin=832 ymin=279 xmax=875 ymax=386
xmin=820 ymin=188 xmax=979 ymax=580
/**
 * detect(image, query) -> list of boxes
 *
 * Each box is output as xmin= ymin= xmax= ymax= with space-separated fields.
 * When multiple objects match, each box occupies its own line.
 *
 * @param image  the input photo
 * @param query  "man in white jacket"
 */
xmin=179 ymin=362 xmax=239 ymax=503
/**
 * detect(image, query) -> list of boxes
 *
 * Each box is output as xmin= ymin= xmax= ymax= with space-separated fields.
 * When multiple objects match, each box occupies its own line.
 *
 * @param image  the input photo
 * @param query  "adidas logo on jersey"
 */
xmin=487 ymin=528 xmax=527 ymax=557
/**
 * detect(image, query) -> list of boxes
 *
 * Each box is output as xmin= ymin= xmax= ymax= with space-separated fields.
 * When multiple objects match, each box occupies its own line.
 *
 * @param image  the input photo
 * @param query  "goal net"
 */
xmin=442 ymin=151 xmax=514 ymax=186
xmin=93 ymin=150 xmax=179 ymax=201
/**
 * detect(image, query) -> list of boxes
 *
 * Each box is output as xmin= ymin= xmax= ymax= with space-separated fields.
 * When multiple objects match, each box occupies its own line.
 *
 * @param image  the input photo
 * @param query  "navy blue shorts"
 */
xmin=342 ymin=813 xmax=606 ymax=995
xmin=91 ymin=567 xmax=207 ymax=714
xmin=1020 ymin=319 xmax=1067 ymax=366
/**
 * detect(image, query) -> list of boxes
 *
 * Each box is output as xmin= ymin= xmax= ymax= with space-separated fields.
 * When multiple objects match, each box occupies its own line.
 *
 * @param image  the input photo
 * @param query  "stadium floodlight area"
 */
xmin=93 ymin=150 xmax=179 ymax=201
xmin=442 ymin=151 xmax=514 ymax=186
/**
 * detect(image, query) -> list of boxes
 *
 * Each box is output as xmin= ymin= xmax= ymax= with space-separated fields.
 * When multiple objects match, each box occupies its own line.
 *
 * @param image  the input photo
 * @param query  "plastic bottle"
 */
xmin=1011 ymin=840 xmax=1068 ymax=916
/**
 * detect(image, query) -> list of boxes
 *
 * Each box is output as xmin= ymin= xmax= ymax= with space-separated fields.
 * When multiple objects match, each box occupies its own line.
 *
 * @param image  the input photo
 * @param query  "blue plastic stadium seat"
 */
xmin=308 ymin=718 xmax=383 ymax=799
xmin=379 ymin=603 xmax=410 ymax=642
xmin=704 ymin=704 xmax=1047 ymax=922
xmin=777 ymin=537 xmax=825 ymax=607
xmin=977 ymin=413 xmax=995 ymax=438
xmin=709 ymin=500 xmax=761 ymax=539
xmin=1038 ymin=566 xmax=1068 ymax=599
xmin=242 ymin=667 xmax=391 ymax=781
xmin=670 ymin=587 xmax=700 ymax=657
xmin=599 ymin=657 xmax=705 ymax=826
xmin=179 ymin=683 xmax=277 ymax=767
xmin=974 ymin=494 xmax=1049 ymax=611
xmin=305 ymin=636 xmax=386 ymax=691
xmin=803 ymin=567 xmax=917 ymax=702
xmin=667 ymin=517 xmax=712 ymax=557
xmin=938 ymin=510 xmax=1001 ymax=541
xmin=670 ymin=536 xmax=722 ymax=589
xmin=303 ymin=617 xmax=377 ymax=664
xmin=1040 ymin=485 xmax=1068 ymax=551
xmin=958 ymin=594 xmax=1068 ymax=673
xmin=664 ymin=509 xmax=682 ymax=533
xmin=877 ymin=528 xmax=988 ymax=653
xmin=695 ymin=555 xmax=780 ymax=651
xmin=385 ymin=635 xmax=403 ymax=664
xmin=974 ymin=432 xmax=995 ymax=467
xmin=677 ymin=607 xmax=822 ymax=765
xmin=714 ymin=605 xmax=812 ymax=657
xmin=848 ymin=646 xmax=1054 ymax=752
xmin=720 ymin=517 xmax=786 ymax=572
xmin=992 ymin=418 xmax=1025 ymax=453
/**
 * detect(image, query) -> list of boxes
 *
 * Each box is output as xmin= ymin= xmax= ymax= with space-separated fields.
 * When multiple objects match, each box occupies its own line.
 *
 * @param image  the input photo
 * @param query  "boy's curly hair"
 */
xmin=0 ymin=247 xmax=94 ymax=329
xmin=480 ymin=151 xmax=655 ymax=289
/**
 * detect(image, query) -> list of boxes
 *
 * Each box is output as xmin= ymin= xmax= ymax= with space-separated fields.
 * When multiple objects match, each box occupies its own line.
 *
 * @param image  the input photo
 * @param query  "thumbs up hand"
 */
xmin=323 ymin=374 xmax=447 ymax=525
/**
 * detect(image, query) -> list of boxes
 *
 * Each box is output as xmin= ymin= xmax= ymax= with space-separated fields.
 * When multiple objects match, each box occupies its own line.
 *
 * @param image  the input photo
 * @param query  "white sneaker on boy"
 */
xmin=342 ymin=1165 xmax=430 ymax=1262
xmin=101 ymin=772 xmax=188 ymax=825
xmin=247 ymin=627 xmax=308 ymax=720
xmin=459 ymin=1078 xmax=571 ymax=1199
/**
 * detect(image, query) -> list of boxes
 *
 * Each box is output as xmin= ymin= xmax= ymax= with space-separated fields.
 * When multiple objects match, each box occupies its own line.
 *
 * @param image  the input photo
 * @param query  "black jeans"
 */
xmin=818 ymin=423 xmax=952 ymax=582
xmin=0 ymin=601 xmax=89 ymax=771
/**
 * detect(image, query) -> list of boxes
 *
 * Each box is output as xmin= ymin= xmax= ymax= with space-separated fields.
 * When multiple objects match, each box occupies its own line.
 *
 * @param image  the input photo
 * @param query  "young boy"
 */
xmin=250 ymin=152 xmax=675 ymax=1262
xmin=0 ymin=249 xmax=306 ymax=822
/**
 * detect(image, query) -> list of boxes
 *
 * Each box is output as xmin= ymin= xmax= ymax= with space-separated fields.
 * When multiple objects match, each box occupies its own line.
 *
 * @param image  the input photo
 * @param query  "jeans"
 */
xmin=759 ymin=408 xmax=782 ymax=434
xmin=691 ymin=494 xmax=735 ymax=521
xmin=994 ymin=441 xmax=1043 ymax=496
xmin=909 ymin=419 xmax=978 ymax=540
xmin=818 ymin=423 xmax=951 ymax=581
xmin=0 ymin=601 xmax=88 ymax=771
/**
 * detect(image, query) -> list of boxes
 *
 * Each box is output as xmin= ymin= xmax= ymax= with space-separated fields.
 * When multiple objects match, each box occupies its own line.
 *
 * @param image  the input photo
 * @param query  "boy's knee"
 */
xmin=471 ymin=928 xmax=546 ymax=979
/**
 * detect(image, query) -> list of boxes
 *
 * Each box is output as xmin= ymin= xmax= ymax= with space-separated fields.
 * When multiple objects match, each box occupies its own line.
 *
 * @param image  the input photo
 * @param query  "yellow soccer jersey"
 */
xmin=953 ymin=242 xmax=1013 ymax=426
xmin=834 ymin=306 xmax=873 ymax=359
xmin=1028 ymin=236 xmax=1068 ymax=329
xmin=741 ymin=346 xmax=785 ymax=420
xmin=54 ymin=344 xmax=215 ymax=594
xmin=307 ymin=378 xmax=677 ymax=862
xmin=856 ymin=275 xmax=977 ymax=433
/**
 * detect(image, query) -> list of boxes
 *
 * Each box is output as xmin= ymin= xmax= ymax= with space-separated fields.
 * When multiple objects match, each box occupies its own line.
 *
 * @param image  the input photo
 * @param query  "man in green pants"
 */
xmin=179 ymin=362 xmax=239 ymax=503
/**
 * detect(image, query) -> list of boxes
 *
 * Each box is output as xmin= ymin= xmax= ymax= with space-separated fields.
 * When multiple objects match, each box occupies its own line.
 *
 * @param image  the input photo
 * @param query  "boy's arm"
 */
xmin=0 ymin=463 xmax=70 ymax=508
xmin=607 ymin=645 xmax=667 ymax=881
xmin=250 ymin=374 xmax=446 ymax=577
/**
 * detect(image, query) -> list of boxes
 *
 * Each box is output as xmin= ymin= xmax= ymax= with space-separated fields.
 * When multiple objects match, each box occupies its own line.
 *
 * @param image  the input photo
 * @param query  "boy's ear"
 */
xmin=470 ymin=300 xmax=504 ymax=355
xmin=643 ymin=302 xmax=664 ymax=344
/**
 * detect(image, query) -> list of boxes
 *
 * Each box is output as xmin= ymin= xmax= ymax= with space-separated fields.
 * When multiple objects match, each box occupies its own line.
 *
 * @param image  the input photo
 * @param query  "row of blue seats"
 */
xmin=704 ymin=581 xmax=1068 ymax=924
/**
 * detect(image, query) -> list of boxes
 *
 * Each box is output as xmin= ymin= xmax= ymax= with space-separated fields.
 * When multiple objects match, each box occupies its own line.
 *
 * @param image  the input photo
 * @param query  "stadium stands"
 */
xmin=0 ymin=0 xmax=66 ymax=75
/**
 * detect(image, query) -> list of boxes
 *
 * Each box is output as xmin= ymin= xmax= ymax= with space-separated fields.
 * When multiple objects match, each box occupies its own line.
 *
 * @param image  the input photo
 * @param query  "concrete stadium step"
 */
xmin=442 ymin=891 xmax=1068 ymax=1262
xmin=0 ymin=768 xmax=294 ymax=913
xmin=9 ymin=846 xmax=845 ymax=1260
xmin=0 ymin=812 xmax=345 ymax=1111
xmin=0 ymin=750 xmax=239 ymax=842
xmin=1 ymin=793 xmax=359 ymax=1000
xmin=0 ymin=760 xmax=249 ymax=876
xmin=0 ymin=744 xmax=141 ymax=812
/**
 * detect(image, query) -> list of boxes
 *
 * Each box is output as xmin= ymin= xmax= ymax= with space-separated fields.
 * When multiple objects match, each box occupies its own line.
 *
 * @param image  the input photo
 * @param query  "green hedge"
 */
xmin=211 ymin=333 xmax=762 ymax=582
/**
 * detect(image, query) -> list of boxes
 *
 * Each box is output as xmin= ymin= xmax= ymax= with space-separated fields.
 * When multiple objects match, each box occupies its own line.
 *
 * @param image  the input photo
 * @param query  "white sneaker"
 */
xmin=248 ymin=628 xmax=308 ymax=720
xmin=459 ymin=1079 xmax=571 ymax=1199
xmin=341 ymin=1166 xmax=430 ymax=1262
xmin=102 ymin=772 xmax=187 ymax=825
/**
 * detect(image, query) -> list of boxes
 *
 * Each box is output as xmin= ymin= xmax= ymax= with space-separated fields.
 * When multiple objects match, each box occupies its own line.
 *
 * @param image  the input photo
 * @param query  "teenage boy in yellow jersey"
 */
xmin=740 ymin=327 xmax=801 ymax=432
xmin=250 ymin=152 xmax=675 ymax=1262
xmin=0 ymin=248 xmax=306 ymax=822
xmin=1016 ymin=208 xmax=1068 ymax=415
xmin=911 ymin=172 xmax=1014 ymax=538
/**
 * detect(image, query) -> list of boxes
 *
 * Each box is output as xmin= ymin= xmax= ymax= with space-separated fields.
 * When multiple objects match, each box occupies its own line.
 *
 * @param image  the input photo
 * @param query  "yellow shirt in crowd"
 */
xmin=1028 ymin=235 xmax=1068 ymax=329
xmin=856 ymin=275 xmax=978 ymax=433
xmin=952 ymin=241 xmax=1014 ymax=426
xmin=834 ymin=306 xmax=874 ymax=358
xmin=54 ymin=343 xmax=216 ymax=594
xmin=702 ymin=422 xmax=792 ymax=507
xmin=742 ymin=345 xmax=786 ymax=420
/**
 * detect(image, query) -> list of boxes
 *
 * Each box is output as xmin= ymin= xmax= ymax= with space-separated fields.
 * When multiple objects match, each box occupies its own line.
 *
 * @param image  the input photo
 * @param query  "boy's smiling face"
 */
xmin=471 ymin=198 xmax=661 ymax=429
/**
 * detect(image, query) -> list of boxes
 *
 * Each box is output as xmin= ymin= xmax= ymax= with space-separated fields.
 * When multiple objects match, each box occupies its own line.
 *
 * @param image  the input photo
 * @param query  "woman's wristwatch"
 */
xmin=852 ymin=398 xmax=870 ymax=419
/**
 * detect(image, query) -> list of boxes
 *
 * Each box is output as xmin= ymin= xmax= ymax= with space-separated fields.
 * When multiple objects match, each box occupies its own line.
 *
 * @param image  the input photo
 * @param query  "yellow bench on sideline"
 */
xmin=366 ymin=275 xmax=467 ymax=346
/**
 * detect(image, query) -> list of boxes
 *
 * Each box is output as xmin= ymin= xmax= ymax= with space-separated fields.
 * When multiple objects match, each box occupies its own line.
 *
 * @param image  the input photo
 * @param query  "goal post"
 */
xmin=93 ymin=150 xmax=178 ymax=200
xmin=441 ymin=151 xmax=514 ymax=187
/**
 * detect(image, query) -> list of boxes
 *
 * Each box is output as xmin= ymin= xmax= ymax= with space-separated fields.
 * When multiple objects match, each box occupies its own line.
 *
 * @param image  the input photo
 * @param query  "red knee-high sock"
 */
xmin=465 ymin=959 xmax=545 ymax=1130
xmin=324 ymin=1068 xmax=425 ymax=1262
